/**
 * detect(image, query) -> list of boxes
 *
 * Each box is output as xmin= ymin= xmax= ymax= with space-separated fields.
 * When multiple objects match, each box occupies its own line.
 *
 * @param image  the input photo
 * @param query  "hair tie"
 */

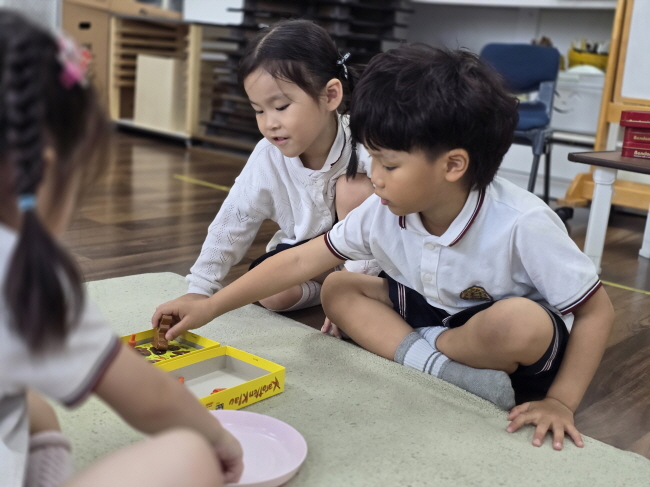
xmin=18 ymin=194 xmax=37 ymax=212
xmin=57 ymin=34 xmax=91 ymax=89
xmin=337 ymin=52 xmax=350 ymax=80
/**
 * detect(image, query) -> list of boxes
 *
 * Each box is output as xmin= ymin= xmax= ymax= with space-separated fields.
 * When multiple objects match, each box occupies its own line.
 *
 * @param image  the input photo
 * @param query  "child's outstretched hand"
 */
xmin=506 ymin=397 xmax=584 ymax=450
xmin=152 ymin=293 xmax=214 ymax=340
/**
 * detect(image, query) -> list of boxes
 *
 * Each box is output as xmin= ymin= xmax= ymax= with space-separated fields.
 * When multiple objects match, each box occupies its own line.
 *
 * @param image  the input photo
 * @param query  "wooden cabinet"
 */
xmin=63 ymin=0 xmax=222 ymax=142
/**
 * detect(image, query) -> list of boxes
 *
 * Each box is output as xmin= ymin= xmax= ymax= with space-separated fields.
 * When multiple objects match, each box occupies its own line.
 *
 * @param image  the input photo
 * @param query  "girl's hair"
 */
xmin=238 ymin=19 xmax=360 ymax=178
xmin=0 ymin=12 xmax=110 ymax=352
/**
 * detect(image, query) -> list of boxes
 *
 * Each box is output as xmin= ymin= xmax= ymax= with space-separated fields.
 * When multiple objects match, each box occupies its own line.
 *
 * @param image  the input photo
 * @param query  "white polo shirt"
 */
xmin=325 ymin=176 xmax=600 ymax=326
xmin=187 ymin=114 xmax=373 ymax=296
xmin=0 ymin=225 xmax=120 ymax=486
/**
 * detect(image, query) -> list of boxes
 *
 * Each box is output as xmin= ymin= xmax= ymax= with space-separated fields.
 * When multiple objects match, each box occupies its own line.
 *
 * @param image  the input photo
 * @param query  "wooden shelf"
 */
xmin=117 ymin=118 xmax=188 ymax=139
xmin=411 ymin=0 xmax=616 ymax=8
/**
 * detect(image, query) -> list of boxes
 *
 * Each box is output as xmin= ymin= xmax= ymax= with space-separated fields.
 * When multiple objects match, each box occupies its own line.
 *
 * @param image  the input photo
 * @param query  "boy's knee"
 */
xmin=321 ymin=271 xmax=359 ymax=309
xmin=475 ymin=298 xmax=553 ymax=350
xmin=322 ymin=271 xmax=351 ymax=299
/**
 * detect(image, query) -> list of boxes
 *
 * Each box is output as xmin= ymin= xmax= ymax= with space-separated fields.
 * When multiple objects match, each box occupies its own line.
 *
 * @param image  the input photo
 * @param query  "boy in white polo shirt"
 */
xmin=155 ymin=44 xmax=614 ymax=450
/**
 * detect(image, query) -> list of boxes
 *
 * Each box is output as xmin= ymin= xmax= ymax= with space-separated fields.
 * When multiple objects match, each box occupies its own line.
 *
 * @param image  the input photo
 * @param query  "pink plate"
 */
xmin=211 ymin=410 xmax=308 ymax=487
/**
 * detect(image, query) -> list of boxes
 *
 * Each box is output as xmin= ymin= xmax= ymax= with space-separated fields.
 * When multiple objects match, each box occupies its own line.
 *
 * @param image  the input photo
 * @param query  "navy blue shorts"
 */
xmin=382 ymin=273 xmax=569 ymax=404
xmin=249 ymin=239 xmax=310 ymax=270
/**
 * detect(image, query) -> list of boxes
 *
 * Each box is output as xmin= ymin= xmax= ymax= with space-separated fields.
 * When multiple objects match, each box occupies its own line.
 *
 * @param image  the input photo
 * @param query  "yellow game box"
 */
xmin=156 ymin=346 xmax=285 ymax=410
xmin=120 ymin=329 xmax=220 ymax=365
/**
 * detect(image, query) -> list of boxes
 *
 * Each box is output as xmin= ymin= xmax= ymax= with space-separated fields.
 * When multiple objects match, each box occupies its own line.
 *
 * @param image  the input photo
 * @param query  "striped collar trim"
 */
xmin=448 ymin=189 xmax=485 ymax=247
xmin=397 ymin=188 xmax=486 ymax=247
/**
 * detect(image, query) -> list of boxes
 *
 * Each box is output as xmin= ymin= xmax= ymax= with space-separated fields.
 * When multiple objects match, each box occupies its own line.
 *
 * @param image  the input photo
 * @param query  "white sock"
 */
xmin=277 ymin=280 xmax=321 ymax=312
xmin=418 ymin=325 xmax=447 ymax=350
xmin=395 ymin=329 xmax=516 ymax=410
xmin=397 ymin=331 xmax=450 ymax=375
xmin=26 ymin=430 xmax=73 ymax=487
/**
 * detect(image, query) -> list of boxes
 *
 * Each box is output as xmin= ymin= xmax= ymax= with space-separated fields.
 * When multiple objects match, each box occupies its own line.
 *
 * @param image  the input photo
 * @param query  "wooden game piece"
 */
xmin=134 ymin=347 xmax=151 ymax=357
xmin=128 ymin=333 xmax=137 ymax=348
xmin=211 ymin=388 xmax=227 ymax=394
xmin=178 ymin=376 xmax=185 ymax=384
xmin=153 ymin=314 xmax=172 ymax=351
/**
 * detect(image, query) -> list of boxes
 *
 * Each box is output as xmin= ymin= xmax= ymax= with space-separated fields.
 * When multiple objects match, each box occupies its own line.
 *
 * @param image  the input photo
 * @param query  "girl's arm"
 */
xmin=187 ymin=185 xmax=268 ymax=296
xmin=156 ymin=236 xmax=344 ymax=340
xmin=94 ymin=345 xmax=243 ymax=483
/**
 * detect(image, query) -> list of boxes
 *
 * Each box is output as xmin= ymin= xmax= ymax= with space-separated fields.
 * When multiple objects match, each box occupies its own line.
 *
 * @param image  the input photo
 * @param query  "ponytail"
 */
xmin=1 ymin=14 xmax=86 ymax=352
xmin=6 ymin=211 xmax=84 ymax=351
xmin=339 ymin=54 xmax=360 ymax=179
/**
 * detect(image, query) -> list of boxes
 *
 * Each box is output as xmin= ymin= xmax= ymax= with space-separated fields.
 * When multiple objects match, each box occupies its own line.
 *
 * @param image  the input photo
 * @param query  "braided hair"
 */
xmin=0 ymin=12 xmax=109 ymax=352
xmin=238 ymin=19 xmax=361 ymax=179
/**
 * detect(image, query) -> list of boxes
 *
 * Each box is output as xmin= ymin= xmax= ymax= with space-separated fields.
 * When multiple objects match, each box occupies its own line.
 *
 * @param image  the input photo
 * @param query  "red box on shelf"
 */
xmin=620 ymin=111 xmax=650 ymax=159
xmin=620 ymin=110 xmax=650 ymax=128
xmin=623 ymin=128 xmax=650 ymax=146
xmin=621 ymin=143 xmax=650 ymax=160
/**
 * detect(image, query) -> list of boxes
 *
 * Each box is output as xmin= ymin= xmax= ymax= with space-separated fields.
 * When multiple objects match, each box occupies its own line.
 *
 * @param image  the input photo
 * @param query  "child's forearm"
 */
xmin=96 ymin=346 xmax=228 ymax=446
xmin=545 ymin=287 xmax=614 ymax=411
xmin=206 ymin=236 xmax=342 ymax=319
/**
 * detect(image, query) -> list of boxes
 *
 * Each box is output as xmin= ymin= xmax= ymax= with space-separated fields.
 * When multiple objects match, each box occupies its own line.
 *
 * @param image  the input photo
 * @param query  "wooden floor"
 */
xmin=64 ymin=132 xmax=650 ymax=459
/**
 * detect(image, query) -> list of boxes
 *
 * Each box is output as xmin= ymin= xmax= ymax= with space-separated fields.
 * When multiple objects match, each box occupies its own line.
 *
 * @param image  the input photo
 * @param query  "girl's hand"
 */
xmin=506 ymin=397 xmax=584 ymax=450
xmin=152 ymin=293 xmax=214 ymax=340
xmin=321 ymin=317 xmax=343 ymax=339
xmin=213 ymin=428 xmax=244 ymax=484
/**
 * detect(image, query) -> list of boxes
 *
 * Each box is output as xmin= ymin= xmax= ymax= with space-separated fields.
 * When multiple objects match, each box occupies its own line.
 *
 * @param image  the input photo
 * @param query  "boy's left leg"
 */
xmin=435 ymin=298 xmax=554 ymax=374
xmin=434 ymin=298 xmax=567 ymax=403
xmin=321 ymin=272 xmax=515 ymax=409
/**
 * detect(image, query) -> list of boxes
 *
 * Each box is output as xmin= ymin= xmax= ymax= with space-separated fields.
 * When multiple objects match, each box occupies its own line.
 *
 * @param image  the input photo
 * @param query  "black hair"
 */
xmin=350 ymin=44 xmax=519 ymax=191
xmin=238 ymin=19 xmax=360 ymax=178
xmin=0 ymin=11 xmax=110 ymax=352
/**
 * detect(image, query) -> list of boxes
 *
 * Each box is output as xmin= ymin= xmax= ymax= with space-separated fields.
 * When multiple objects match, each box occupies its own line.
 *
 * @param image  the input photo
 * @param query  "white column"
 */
xmin=584 ymin=166 xmax=617 ymax=273
xmin=639 ymin=204 xmax=650 ymax=259
xmin=605 ymin=123 xmax=621 ymax=150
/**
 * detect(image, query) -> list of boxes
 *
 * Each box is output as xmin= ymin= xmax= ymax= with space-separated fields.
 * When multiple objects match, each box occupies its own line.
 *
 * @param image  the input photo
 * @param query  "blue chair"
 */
xmin=480 ymin=43 xmax=560 ymax=203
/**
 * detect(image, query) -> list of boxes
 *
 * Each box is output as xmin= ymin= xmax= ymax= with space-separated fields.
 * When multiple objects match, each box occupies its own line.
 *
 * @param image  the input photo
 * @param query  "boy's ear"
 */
xmin=324 ymin=78 xmax=343 ymax=112
xmin=444 ymin=149 xmax=469 ymax=183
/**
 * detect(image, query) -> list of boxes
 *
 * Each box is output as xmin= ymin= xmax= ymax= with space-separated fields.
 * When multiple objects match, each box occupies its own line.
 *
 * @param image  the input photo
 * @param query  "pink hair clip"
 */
xmin=57 ymin=35 xmax=91 ymax=89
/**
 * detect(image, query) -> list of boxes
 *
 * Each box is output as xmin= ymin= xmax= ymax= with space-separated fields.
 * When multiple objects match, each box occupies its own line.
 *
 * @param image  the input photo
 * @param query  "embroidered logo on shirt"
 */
xmin=460 ymin=286 xmax=492 ymax=301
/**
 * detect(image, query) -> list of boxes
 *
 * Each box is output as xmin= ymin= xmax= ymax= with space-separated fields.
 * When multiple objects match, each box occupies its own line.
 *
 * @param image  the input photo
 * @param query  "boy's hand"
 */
xmin=321 ymin=317 xmax=343 ymax=339
xmin=152 ymin=293 xmax=213 ymax=340
xmin=506 ymin=397 xmax=584 ymax=450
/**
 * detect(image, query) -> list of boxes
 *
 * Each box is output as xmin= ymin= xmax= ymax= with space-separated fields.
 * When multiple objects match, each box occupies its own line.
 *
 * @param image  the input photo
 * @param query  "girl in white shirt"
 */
xmin=0 ymin=13 xmax=242 ymax=487
xmin=154 ymin=19 xmax=375 ymax=324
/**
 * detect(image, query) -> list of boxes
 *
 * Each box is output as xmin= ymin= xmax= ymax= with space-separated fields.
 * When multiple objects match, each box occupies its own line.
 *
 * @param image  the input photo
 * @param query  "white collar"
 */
xmin=398 ymin=188 xmax=485 ymax=247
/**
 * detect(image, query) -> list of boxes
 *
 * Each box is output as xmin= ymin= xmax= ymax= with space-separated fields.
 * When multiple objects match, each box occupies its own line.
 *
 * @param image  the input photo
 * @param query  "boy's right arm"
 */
xmin=94 ymin=345 xmax=243 ymax=483
xmin=155 ymin=236 xmax=344 ymax=340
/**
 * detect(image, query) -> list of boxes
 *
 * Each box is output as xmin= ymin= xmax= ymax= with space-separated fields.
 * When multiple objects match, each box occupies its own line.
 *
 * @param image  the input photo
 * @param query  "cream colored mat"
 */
xmin=56 ymin=272 xmax=650 ymax=486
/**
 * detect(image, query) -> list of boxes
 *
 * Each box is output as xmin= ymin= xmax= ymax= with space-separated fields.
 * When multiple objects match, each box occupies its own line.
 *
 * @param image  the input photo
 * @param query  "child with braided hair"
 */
xmin=0 ymin=11 xmax=242 ymax=487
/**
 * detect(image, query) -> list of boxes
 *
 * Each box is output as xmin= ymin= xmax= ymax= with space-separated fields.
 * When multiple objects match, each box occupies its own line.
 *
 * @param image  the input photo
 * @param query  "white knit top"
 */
xmin=187 ymin=115 xmax=372 ymax=295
